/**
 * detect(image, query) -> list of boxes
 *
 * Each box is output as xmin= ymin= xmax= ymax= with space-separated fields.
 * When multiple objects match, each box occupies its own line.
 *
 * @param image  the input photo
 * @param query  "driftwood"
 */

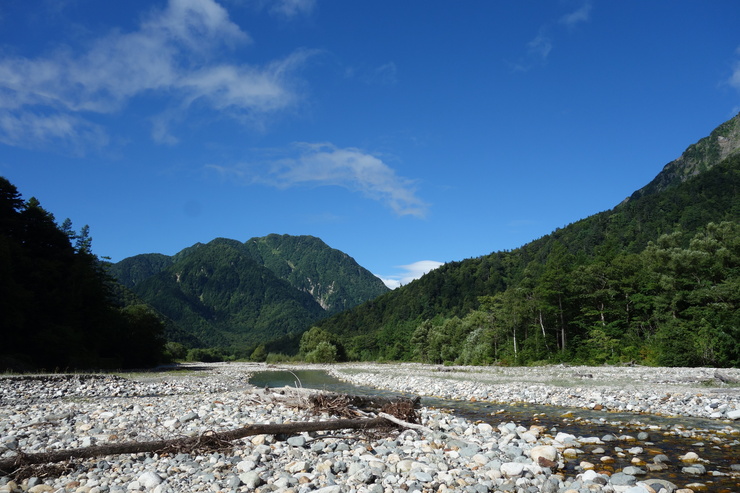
xmin=378 ymin=412 xmax=431 ymax=433
xmin=0 ymin=390 xmax=422 ymax=477
xmin=312 ymin=393 xmax=420 ymax=411
xmin=260 ymin=387 xmax=419 ymax=411
xmin=309 ymin=392 xmax=420 ymax=418
xmin=0 ymin=415 xmax=403 ymax=476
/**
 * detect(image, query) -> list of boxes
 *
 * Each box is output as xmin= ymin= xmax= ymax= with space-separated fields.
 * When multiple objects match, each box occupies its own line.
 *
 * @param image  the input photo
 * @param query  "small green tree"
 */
xmin=250 ymin=344 xmax=267 ymax=362
xmin=300 ymin=326 xmax=333 ymax=356
xmin=164 ymin=341 xmax=188 ymax=361
xmin=305 ymin=340 xmax=338 ymax=363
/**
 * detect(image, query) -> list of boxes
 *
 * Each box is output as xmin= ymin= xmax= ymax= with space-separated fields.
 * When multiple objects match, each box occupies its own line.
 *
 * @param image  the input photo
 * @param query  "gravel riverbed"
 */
xmin=324 ymin=363 xmax=740 ymax=421
xmin=1 ymin=362 xmax=738 ymax=493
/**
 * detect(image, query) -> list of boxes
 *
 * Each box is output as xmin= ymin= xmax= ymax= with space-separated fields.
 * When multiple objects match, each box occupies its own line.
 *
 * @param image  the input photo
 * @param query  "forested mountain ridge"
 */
xmin=315 ymin=113 xmax=740 ymax=367
xmin=243 ymin=234 xmax=389 ymax=314
xmin=628 ymin=112 xmax=740 ymax=201
xmin=127 ymin=238 xmax=325 ymax=350
xmin=107 ymin=235 xmax=388 ymax=352
xmin=110 ymin=253 xmax=173 ymax=287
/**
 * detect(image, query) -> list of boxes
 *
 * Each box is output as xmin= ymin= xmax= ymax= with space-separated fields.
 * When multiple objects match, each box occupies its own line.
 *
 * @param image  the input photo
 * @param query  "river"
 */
xmin=249 ymin=369 xmax=740 ymax=492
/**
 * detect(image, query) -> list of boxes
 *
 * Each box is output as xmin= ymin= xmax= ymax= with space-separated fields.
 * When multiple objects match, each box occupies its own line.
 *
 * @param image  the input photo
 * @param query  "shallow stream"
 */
xmin=249 ymin=370 xmax=740 ymax=492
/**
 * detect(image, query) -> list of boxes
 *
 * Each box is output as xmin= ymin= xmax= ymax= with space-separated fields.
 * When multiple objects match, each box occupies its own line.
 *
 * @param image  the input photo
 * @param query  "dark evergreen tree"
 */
xmin=0 ymin=177 xmax=166 ymax=371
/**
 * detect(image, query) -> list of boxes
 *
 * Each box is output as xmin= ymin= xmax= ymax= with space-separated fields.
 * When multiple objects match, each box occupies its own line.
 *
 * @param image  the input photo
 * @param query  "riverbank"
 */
xmin=1 ymin=362 xmax=739 ymax=493
xmin=319 ymin=362 xmax=740 ymax=421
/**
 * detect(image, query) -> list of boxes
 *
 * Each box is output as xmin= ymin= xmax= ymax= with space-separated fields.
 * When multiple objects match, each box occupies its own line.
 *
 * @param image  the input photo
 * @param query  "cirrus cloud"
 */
xmin=559 ymin=2 xmax=592 ymax=29
xmin=729 ymin=46 xmax=740 ymax=91
xmin=209 ymin=142 xmax=429 ymax=217
xmin=0 ymin=0 xmax=310 ymax=153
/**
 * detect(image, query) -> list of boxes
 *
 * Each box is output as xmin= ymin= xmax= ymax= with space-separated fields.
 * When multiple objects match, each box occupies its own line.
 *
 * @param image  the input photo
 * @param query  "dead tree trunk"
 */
xmin=0 ymin=415 xmax=396 ymax=475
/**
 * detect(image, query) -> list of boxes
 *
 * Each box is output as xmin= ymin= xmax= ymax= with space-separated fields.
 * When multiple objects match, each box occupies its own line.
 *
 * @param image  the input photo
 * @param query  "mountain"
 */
xmin=108 ymin=235 xmax=388 ymax=350
xmin=110 ymin=253 xmax=173 ymax=288
xmin=244 ymin=234 xmax=389 ymax=315
xmin=628 ymin=112 xmax=740 ymax=200
xmin=315 ymin=113 xmax=740 ymax=366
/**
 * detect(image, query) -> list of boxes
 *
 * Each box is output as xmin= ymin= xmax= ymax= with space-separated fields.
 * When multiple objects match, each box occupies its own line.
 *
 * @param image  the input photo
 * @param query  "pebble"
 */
xmin=328 ymin=362 xmax=740 ymax=420
xmin=1 ymin=362 xmax=738 ymax=493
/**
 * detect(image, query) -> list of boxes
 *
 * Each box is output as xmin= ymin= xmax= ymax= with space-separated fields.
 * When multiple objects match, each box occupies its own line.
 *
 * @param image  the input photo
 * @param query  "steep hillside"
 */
xmin=629 ymin=112 xmax=740 ymax=200
xmin=108 ymin=234 xmax=388 ymax=350
xmin=130 ymin=238 xmax=325 ymax=348
xmin=109 ymin=253 xmax=173 ymax=288
xmin=316 ymin=114 xmax=740 ymax=365
xmin=244 ymin=234 xmax=389 ymax=314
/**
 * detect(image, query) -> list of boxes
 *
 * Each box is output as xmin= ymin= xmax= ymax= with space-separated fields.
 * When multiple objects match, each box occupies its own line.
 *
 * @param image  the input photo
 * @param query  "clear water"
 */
xmin=249 ymin=369 xmax=740 ymax=492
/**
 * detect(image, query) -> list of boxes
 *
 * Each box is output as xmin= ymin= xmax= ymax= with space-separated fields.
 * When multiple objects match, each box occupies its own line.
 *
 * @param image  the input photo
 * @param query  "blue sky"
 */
xmin=1 ymin=1 xmax=739 ymax=288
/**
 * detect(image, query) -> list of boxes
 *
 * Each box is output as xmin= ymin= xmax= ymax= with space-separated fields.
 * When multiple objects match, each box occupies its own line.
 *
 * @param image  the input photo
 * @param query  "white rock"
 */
xmin=680 ymin=451 xmax=700 ymax=462
xmin=530 ymin=445 xmax=558 ymax=463
xmin=500 ymin=462 xmax=525 ymax=478
xmin=239 ymin=472 xmax=262 ymax=488
xmin=580 ymin=436 xmax=604 ymax=444
xmin=138 ymin=472 xmax=163 ymax=489
xmin=727 ymin=409 xmax=740 ymax=420
xmin=397 ymin=460 xmax=425 ymax=473
xmin=285 ymin=460 xmax=308 ymax=474
xmin=554 ymin=432 xmax=577 ymax=443
xmin=126 ymin=481 xmax=142 ymax=491
xmin=519 ymin=432 xmax=537 ymax=443
xmin=477 ymin=423 xmax=494 ymax=434
xmin=237 ymin=459 xmax=255 ymax=472
xmin=622 ymin=487 xmax=650 ymax=493
xmin=314 ymin=487 xmax=342 ymax=493
xmin=472 ymin=453 xmax=489 ymax=466
xmin=579 ymin=470 xmax=600 ymax=482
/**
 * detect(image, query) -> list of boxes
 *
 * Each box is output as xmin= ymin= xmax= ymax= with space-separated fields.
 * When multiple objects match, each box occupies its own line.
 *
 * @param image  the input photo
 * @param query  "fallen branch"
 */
xmin=309 ymin=393 xmax=420 ymax=419
xmin=378 ymin=412 xmax=431 ymax=433
xmin=0 ymin=415 xmax=396 ymax=476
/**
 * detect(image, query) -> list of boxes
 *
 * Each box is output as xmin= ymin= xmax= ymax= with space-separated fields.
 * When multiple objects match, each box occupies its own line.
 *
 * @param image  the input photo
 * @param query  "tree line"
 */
xmin=407 ymin=222 xmax=739 ymax=367
xmin=0 ymin=177 xmax=166 ymax=371
xmin=313 ymin=151 xmax=740 ymax=367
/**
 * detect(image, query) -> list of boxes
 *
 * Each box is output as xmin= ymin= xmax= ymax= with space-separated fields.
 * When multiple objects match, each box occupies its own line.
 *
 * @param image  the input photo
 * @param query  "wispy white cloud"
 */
xmin=512 ymin=2 xmax=591 ymax=72
xmin=0 ymin=110 xmax=108 ymax=155
xmin=0 ymin=0 xmax=309 ymax=153
xmin=344 ymin=62 xmax=398 ymax=86
xmin=527 ymin=33 xmax=553 ymax=61
xmin=269 ymin=0 xmax=316 ymax=19
xmin=209 ymin=142 xmax=429 ymax=217
xmin=729 ymin=47 xmax=740 ymax=91
xmin=379 ymin=260 xmax=444 ymax=289
xmin=559 ymin=2 xmax=592 ymax=29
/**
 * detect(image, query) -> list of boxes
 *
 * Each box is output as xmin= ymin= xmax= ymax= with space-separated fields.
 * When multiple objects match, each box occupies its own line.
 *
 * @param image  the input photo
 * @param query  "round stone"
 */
xmin=500 ymin=462 xmax=525 ymax=478
xmin=530 ymin=445 xmax=558 ymax=463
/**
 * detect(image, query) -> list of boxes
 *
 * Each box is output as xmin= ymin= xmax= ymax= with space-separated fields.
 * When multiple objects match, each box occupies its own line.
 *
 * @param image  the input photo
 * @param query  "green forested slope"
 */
xmin=129 ymin=238 xmax=326 ymax=349
xmin=315 ymin=121 xmax=740 ymax=367
xmin=630 ymin=112 xmax=740 ymax=200
xmin=244 ymin=234 xmax=389 ymax=314
xmin=109 ymin=234 xmax=388 ymax=352
xmin=109 ymin=253 xmax=173 ymax=288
